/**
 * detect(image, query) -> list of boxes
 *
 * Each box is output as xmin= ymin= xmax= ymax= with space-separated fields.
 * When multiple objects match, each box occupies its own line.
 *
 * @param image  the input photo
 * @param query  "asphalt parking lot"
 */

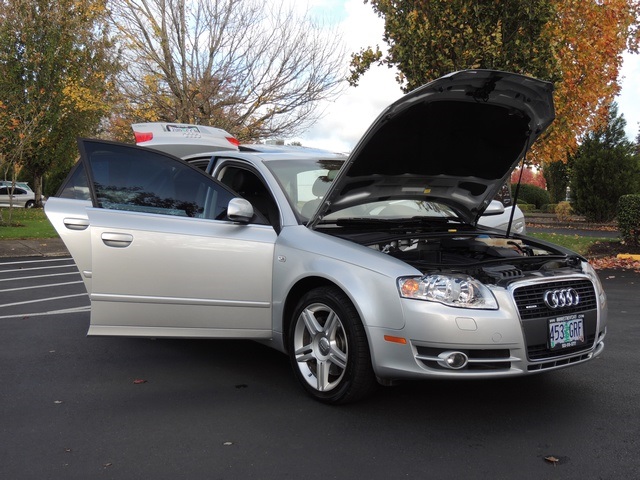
xmin=1 ymin=255 xmax=639 ymax=479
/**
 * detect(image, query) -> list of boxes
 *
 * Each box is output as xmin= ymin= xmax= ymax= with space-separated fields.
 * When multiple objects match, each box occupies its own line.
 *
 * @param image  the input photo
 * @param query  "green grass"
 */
xmin=0 ymin=208 xmax=58 ymax=239
xmin=527 ymin=232 xmax=613 ymax=255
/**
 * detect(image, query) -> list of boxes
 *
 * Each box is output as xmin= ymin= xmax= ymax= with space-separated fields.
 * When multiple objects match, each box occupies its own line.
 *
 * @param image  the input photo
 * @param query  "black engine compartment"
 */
xmin=329 ymin=228 xmax=584 ymax=286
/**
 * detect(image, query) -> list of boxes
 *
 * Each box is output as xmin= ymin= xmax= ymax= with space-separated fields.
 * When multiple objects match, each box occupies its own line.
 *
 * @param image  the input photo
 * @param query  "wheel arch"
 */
xmin=283 ymin=278 xmax=379 ymax=403
xmin=282 ymin=276 xmax=343 ymax=353
xmin=279 ymin=264 xmax=406 ymax=351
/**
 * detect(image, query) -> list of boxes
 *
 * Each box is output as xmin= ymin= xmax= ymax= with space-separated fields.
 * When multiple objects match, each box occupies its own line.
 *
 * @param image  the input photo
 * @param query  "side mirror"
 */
xmin=482 ymin=199 xmax=506 ymax=217
xmin=227 ymin=197 xmax=254 ymax=223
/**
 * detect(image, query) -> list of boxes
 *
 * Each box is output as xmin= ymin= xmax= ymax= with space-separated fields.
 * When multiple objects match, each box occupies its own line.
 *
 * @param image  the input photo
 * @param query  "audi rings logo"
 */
xmin=544 ymin=288 xmax=580 ymax=309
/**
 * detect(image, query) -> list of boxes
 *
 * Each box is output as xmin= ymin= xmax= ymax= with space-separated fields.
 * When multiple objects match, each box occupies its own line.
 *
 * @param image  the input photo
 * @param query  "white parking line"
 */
xmin=0 ymin=305 xmax=91 ymax=320
xmin=0 ymin=280 xmax=85 ymax=293
xmin=0 ymin=258 xmax=73 ymax=267
xmin=0 ymin=293 xmax=89 ymax=309
xmin=0 ymin=264 xmax=78 ymax=274
xmin=0 ymin=271 xmax=81 ymax=283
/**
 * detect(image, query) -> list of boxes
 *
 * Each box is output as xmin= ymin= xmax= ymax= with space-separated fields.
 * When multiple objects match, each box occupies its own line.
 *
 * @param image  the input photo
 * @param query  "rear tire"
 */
xmin=25 ymin=200 xmax=35 ymax=208
xmin=288 ymin=286 xmax=377 ymax=404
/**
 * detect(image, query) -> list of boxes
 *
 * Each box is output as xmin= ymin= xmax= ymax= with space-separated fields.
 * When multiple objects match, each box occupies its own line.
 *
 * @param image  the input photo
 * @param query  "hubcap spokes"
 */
xmin=294 ymin=304 xmax=348 ymax=392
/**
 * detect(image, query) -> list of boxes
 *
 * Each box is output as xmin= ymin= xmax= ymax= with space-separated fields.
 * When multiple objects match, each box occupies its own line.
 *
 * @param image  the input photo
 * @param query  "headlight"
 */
xmin=582 ymin=261 xmax=607 ymax=306
xmin=398 ymin=274 xmax=498 ymax=309
xmin=513 ymin=220 xmax=526 ymax=234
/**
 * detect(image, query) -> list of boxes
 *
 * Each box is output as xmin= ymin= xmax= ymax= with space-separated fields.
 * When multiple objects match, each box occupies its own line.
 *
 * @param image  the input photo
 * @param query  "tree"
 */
xmin=350 ymin=0 xmax=640 ymax=165
xmin=350 ymin=0 xmax=559 ymax=89
xmin=0 ymin=0 xmax=119 ymax=206
xmin=107 ymin=0 xmax=346 ymax=142
xmin=510 ymin=167 xmax=547 ymax=189
xmin=570 ymin=103 xmax=638 ymax=222
xmin=542 ymin=155 xmax=570 ymax=203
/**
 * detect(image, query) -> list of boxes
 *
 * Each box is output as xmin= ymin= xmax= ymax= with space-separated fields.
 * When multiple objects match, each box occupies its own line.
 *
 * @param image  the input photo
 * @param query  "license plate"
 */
xmin=549 ymin=314 xmax=585 ymax=350
xmin=166 ymin=124 xmax=200 ymax=133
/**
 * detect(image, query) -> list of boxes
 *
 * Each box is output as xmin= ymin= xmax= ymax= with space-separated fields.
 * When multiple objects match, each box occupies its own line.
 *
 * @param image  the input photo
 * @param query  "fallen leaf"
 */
xmin=133 ymin=379 xmax=147 ymax=384
xmin=54 ymin=400 xmax=63 ymax=404
xmin=103 ymin=462 xmax=113 ymax=468
xmin=223 ymin=441 xmax=233 ymax=446
xmin=588 ymin=256 xmax=640 ymax=273
xmin=545 ymin=456 xmax=560 ymax=465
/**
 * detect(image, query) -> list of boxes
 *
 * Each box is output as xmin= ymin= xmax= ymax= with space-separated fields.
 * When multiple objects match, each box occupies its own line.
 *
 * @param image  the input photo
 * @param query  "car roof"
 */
xmin=239 ymin=144 xmax=345 ymax=156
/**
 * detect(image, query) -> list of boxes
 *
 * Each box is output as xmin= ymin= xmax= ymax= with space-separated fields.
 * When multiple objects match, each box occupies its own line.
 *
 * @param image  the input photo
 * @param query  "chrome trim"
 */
xmin=91 ymin=293 xmax=270 ymax=308
xmin=544 ymin=288 xmax=580 ymax=309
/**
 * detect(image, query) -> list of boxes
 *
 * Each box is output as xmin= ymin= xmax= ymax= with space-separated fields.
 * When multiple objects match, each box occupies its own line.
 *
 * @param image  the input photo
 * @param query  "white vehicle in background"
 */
xmin=132 ymin=123 xmax=240 ymax=170
xmin=0 ymin=182 xmax=36 ymax=208
xmin=480 ymin=183 xmax=527 ymax=234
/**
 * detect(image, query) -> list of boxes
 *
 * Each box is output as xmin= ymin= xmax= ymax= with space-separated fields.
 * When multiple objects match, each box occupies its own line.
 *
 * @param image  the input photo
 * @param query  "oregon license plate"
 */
xmin=549 ymin=314 xmax=585 ymax=350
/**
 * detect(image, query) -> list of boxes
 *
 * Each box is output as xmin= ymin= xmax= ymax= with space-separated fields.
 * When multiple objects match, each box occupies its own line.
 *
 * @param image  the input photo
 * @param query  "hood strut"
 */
xmin=506 ymin=136 xmax=532 ymax=238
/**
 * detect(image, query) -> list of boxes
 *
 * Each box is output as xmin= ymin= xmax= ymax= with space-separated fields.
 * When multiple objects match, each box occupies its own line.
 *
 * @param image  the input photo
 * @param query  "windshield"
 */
xmin=265 ymin=158 xmax=344 ymax=218
xmin=266 ymin=158 xmax=460 ymax=223
xmin=323 ymin=200 xmax=458 ymax=222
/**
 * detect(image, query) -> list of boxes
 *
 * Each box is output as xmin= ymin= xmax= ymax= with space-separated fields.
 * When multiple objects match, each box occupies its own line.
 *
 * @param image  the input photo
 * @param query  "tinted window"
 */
xmin=81 ymin=141 xmax=234 ymax=220
xmin=57 ymin=162 xmax=91 ymax=200
xmin=217 ymin=165 xmax=278 ymax=226
xmin=0 ymin=187 xmax=26 ymax=195
xmin=265 ymin=158 xmax=344 ymax=217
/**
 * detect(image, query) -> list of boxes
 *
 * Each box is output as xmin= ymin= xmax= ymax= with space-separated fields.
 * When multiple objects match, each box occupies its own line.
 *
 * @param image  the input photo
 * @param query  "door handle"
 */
xmin=101 ymin=232 xmax=133 ymax=248
xmin=63 ymin=218 xmax=90 ymax=231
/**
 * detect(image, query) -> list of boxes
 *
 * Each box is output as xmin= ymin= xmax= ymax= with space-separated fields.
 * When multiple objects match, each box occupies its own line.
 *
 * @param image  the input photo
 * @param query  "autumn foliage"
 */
xmin=510 ymin=167 xmax=546 ymax=189
xmin=535 ymin=0 xmax=640 ymax=164
xmin=351 ymin=0 xmax=640 ymax=165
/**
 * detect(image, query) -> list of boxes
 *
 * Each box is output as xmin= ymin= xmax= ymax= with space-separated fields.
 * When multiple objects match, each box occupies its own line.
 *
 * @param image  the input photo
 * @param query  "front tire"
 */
xmin=288 ymin=286 xmax=376 ymax=404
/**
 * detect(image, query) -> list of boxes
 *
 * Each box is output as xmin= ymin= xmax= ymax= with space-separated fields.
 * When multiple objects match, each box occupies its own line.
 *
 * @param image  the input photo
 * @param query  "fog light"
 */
xmin=437 ymin=351 xmax=468 ymax=370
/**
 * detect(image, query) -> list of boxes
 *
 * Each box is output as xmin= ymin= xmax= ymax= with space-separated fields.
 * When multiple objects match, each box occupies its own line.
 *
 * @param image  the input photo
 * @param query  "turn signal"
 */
xmin=399 ymin=278 xmax=420 ymax=297
xmin=384 ymin=335 xmax=407 ymax=345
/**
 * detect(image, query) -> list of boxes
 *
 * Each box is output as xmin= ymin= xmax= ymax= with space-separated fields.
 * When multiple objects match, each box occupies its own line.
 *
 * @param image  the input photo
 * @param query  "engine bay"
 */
xmin=359 ymin=232 xmax=583 ymax=285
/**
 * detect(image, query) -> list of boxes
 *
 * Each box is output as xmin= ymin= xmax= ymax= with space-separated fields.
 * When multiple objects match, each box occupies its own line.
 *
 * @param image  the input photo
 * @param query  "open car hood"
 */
xmin=309 ymin=70 xmax=554 ymax=227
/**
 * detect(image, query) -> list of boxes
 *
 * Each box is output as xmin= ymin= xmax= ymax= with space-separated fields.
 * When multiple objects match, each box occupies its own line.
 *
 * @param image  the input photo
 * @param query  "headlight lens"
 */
xmin=582 ymin=261 xmax=607 ymax=305
xmin=398 ymin=274 xmax=498 ymax=309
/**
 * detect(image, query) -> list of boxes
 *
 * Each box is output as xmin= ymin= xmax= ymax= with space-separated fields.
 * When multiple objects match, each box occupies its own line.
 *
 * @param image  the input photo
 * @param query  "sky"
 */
xmin=291 ymin=0 xmax=640 ymax=153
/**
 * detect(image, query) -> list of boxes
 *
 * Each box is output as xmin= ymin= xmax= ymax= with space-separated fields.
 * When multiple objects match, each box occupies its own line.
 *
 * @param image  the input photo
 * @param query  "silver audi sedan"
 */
xmin=45 ymin=70 xmax=607 ymax=404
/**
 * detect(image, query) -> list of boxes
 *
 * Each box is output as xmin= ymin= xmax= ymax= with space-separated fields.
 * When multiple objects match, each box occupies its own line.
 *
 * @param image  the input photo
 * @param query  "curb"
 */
xmin=0 ymin=238 xmax=69 ymax=258
xmin=617 ymin=254 xmax=640 ymax=261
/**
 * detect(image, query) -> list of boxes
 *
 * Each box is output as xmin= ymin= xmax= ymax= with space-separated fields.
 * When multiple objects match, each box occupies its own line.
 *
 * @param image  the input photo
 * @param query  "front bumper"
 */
xmin=367 ymin=276 xmax=607 ymax=381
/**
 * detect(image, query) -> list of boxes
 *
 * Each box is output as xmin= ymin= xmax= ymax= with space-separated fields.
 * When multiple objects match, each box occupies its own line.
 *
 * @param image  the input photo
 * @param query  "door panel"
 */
xmin=44 ymin=160 xmax=95 ymax=290
xmin=86 ymin=204 xmax=276 ymax=337
xmin=45 ymin=197 xmax=94 ymax=291
xmin=48 ymin=139 xmax=278 ymax=338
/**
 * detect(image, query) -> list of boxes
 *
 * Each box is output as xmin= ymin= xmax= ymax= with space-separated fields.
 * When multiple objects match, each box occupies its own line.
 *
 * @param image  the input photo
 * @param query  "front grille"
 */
xmin=527 ymin=352 xmax=593 ymax=371
xmin=512 ymin=279 xmax=598 ymax=361
xmin=527 ymin=334 xmax=596 ymax=360
xmin=513 ymin=279 xmax=596 ymax=320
